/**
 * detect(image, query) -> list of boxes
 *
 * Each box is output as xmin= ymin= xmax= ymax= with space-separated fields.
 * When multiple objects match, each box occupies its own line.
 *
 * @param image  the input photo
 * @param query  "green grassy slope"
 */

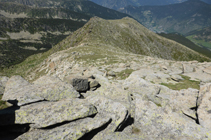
xmin=63 ymin=17 xmax=210 ymax=61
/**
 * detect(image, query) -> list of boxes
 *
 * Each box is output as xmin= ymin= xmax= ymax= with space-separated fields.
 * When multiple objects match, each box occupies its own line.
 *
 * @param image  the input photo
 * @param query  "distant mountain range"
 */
xmin=119 ymin=0 xmax=211 ymax=34
xmin=89 ymin=0 xmax=211 ymax=10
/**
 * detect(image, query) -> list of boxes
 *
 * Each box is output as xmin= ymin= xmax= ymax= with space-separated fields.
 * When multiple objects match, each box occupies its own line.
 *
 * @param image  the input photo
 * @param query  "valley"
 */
xmin=186 ymin=26 xmax=211 ymax=50
xmin=119 ymin=0 xmax=211 ymax=34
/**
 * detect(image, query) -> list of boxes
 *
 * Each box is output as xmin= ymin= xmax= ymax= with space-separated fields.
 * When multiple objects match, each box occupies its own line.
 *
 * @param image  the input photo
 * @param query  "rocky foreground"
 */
xmin=1 ymin=53 xmax=211 ymax=139
xmin=0 ymin=17 xmax=211 ymax=139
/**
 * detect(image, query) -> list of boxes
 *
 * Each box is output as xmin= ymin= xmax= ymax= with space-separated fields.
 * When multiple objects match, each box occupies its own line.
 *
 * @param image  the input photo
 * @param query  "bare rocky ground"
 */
xmin=0 ymin=41 xmax=211 ymax=139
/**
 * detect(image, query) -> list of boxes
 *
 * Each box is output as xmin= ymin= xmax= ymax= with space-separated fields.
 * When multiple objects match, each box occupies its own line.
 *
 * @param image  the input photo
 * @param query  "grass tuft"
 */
xmin=161 ymin=75 xmax=200 ymax=90
xmin=116 ymin=69 xmax=134 ymax=80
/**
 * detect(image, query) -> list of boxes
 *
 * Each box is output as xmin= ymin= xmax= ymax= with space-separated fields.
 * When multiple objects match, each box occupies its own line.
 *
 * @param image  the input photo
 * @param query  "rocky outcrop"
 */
xmin=2 ymin=76 xmax=80 ymax=106
xmin=16 ymin=114 xmax=111 ymax=140
xmin=1 ymin=63 xmax=211 ymax=139
xmin=15 ymin=99 xmax=97 ymax=128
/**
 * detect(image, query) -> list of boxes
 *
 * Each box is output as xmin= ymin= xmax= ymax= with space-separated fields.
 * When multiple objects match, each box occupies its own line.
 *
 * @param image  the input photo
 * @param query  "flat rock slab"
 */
xmin=183 ymin=72 xmax=211 ymax=83
xmin=2 ymin=76 xmax=80 ymax=106
xmin=203 ymin=66 xmax=211 ymax=75
xmin=15 ymin=99 xmax=97 ymax=128
xmin=86 ymin=95 xmax=128 ymax=132
xmin=134 ymin=94 xmax=210 ymax=139
xmin=16 ymin=114 xmax=110 ymax=140
xmin=197 ymin=83 xmax=211 ymax=130
xmin=4 ymin=75 xmax=30 ymax=93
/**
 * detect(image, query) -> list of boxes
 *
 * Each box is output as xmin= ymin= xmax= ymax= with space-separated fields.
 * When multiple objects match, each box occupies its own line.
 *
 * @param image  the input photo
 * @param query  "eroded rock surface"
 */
xmin=2 ymin=76 xmax=80 ymax=106
xmin=16 ymin=114 xmax=111 ymax=140
xmin=15 ymin=99 xmax=97 ymax=128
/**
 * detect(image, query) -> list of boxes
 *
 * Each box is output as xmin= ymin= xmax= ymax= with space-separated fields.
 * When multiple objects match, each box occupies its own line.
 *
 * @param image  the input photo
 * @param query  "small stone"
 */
xmin=162 ymin=65 xmax=168 ymax=70
xmin=107 ymin=71 xmax=116 ymax=77
xmin=68 ymin=77 xmax=89 ymax=92
xmin=171 ymin=75 xmax=183 ymax=82
xmin=89 ymin=79 xmax=99 ymax=88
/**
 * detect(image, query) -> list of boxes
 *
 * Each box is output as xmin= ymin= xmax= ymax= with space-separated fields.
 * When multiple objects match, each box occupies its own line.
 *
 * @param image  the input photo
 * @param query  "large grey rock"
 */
xmin=133 ymin=93 xmax=210 ymax=139
xmin=33 ymin=75 xmax=61 ymax=85
xmin=158 ymin=87 xmax=199 ymax=119
xmin=65 ymin=76 xmax=89 ymax=92
xmin=2 ymin=76 xmax=80 ymax=106
xmin=86 ymin=95 xmax=128 ymax=132
xmin=197 ymin=83 xmax=211 ymax=130
xmin=16 ymin=114 xmax=110 ymax=140
xmin=14 ymin=99 xmax=97 ymax=128
xmin=4 ymin=75 xmax=30 ymax=93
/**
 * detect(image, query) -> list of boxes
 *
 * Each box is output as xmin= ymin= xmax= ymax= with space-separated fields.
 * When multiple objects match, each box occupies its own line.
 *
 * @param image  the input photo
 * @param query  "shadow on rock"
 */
xmin=0 ymin=101 xmax=30 ymax=140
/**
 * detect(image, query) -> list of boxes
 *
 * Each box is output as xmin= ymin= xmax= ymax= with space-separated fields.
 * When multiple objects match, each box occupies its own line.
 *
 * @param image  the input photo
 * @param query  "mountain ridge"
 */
xmin=89 ymin=0 xmax=211 ymax=10
xmin=2 ymin=17 xmax=210 ymax=80
xmin=0 ymin=1 xmax=130 ymax=69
